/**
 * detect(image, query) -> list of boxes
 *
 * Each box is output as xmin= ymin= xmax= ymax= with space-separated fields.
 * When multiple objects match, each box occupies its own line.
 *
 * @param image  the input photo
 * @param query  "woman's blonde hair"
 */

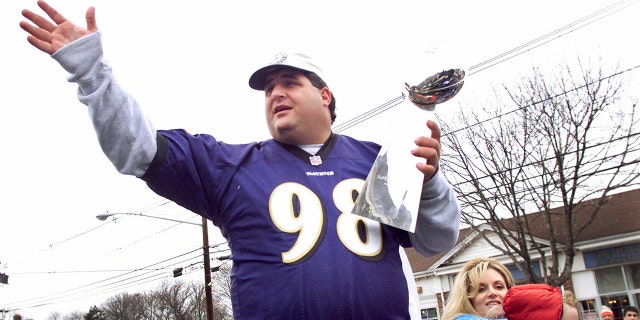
xmin=441 ymin=257 xmax=515 ymax=320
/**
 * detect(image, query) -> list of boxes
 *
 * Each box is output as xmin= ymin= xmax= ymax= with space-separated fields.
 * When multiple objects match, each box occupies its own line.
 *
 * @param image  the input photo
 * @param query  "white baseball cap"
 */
xmin=249 ymin=52 xmax=325 ymax=91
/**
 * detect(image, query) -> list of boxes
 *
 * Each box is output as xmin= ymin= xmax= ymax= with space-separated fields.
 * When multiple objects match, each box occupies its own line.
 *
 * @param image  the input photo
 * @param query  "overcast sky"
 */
xmin=1 ymin=0 xmax=639 ymax=318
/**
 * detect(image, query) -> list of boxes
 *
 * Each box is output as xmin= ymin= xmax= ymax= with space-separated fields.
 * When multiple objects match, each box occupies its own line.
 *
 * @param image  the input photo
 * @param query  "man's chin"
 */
xmin=271 ymin=126 xmax=297 ymax=143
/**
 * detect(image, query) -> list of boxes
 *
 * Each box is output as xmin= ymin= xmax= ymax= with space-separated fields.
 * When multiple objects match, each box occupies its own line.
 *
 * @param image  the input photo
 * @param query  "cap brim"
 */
xmin=249 ymin=65 xmax=314 ymax=91
xmin=248 ymin=66 xmax=276 ymax=91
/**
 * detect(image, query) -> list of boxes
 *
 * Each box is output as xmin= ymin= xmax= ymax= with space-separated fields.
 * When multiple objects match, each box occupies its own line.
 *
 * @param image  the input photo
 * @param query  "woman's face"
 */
xmin=471 ymin=267 xmax=509 ymax=317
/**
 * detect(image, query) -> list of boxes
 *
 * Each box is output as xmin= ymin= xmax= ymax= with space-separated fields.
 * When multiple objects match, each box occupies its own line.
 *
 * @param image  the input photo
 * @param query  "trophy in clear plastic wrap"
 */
xmin=351 ymin=68 xmax=465 ymax=232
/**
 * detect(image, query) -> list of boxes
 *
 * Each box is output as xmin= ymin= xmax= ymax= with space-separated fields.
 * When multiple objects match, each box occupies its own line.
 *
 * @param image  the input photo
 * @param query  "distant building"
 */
xmin=407 ymin=188 xmax=640 ymax=320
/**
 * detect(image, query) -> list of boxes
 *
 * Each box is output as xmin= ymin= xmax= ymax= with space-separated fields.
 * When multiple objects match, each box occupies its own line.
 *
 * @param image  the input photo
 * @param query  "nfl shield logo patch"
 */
xmin=309 ymin=155 xmax=322 ymax=166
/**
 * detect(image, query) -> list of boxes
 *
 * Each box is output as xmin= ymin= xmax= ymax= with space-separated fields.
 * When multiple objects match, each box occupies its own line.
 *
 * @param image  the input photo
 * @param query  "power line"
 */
xmin=2 ymin=243 xmax=231 ymax=312
xmin=443 ymin=64 xmax=640 ymax=136
xmin=74 ymin=216 xmax=202 ymax=266
xmin=42 ymin=199 xmax=175 ymax=251
xmin=2 ymin=248 xmax=200 ymax=308
xmin=15 ymin=199 xmax=202 ymax=269
xmin=468 ymin=0 xmax=640 ymax=75
xmin=8 ymin=268 xmax=177 ymax=275
xmin=333 ymin=94 xmax=405 ymax=133
xmin=1 ymin=246 xmax=204 ymax=311
xmin=46 ymin=223 xmax=111 ymax=250
xmin=8 ymin=245 xmax=231 ymax=277
xmin=452 ymin=144 xmax=640 ymax=204
xmin=331 ymin=0 xmax=640 ymax=133
xmin=2 ymin=196 xmax=232 ymax=312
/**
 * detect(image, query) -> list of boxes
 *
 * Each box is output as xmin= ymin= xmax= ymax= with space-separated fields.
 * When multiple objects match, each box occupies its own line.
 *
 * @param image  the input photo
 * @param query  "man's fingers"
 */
xmin=37 ymin=0 xmax=69 ymax=26
xmin=26 ymin=35 xmax=54 ymax=54
xmin=427 ymin=120 xmax=441 ymax=142
xmin=21 ymin=9 xmax=56 ymax=32
xmin=85 ymin=6 xmax=98 ymax=32
xmin=416 ymin=162 xmax=437 ymax=181
xmin=19 ymin=20 xmax=53 ymax=45
xmin=412 ymin=146 xmax=438 ymax=164
xmin=20 ymin=18 xmax=55 ymax=54
xmin=414 ymin=136 xmax=441 ymax=157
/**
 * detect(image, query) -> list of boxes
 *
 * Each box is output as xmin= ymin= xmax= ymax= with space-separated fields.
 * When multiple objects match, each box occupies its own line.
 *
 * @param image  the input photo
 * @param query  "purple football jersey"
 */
xmin=142 ymin=130 xmax=414 ymax=319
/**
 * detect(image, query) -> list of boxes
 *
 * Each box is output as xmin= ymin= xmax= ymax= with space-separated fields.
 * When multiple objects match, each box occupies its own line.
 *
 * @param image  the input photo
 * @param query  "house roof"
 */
xmin=406 ymin=188 xmax=640 ymax=273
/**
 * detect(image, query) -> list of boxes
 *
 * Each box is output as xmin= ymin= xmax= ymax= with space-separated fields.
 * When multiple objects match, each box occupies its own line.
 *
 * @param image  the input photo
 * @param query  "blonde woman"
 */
xmin=442 ymin=257 xmax=513 ymax=320
xmin=442 ymin=257 xmax=579 ymax=320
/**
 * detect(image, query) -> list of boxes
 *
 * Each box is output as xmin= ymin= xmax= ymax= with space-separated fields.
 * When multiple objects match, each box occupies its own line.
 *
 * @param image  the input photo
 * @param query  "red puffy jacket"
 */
xmin=503 ymin=284 xmax=563 ymax=320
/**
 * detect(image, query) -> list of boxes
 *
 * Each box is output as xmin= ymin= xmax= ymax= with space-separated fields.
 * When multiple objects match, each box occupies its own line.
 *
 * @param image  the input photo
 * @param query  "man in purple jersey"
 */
xmin=20 ymin=2 xmax=461 ymax=319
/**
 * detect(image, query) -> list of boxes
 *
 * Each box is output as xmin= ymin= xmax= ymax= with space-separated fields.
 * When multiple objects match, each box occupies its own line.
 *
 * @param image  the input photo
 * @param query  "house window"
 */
xmin=596 ymin=265 xmax=626 ymax=293
xmin=625 ymin=263 xmax=640 ymax=289
xmin=577 ymin=299 xmax=598 ymax=320
xmin=506 ymin=261 xmax=541 ymax=284
xmin=594 ymin=262 xmax=640 ymax=319
xmin=421 ymin=307 xmax=438 ymax=319
xmin=584 ymin=243 xmax=640 ymax=268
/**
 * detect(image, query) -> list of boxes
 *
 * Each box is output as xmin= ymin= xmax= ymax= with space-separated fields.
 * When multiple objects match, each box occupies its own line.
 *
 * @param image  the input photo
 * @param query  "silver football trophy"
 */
xmin=351 ymin=68 xmax=465 ymax=232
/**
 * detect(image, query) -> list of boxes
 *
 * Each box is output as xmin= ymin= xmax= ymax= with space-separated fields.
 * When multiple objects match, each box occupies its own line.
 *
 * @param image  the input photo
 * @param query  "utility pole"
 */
xmin=97 ymin=212 xmax=215 ymax=320
xmin=202 ymin=217 xmax=214 ymax=320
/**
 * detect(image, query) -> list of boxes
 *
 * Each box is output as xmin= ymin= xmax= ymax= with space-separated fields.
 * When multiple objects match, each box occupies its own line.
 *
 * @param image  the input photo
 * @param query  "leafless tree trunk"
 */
xmin=440 ymin=59 xmax=639 ymax=286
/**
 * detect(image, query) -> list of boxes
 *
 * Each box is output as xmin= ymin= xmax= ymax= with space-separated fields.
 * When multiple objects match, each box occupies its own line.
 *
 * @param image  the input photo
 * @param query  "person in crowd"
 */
xmin=624 ymin=306 xmax=639 ymax=320
xmin=442 ymin=257 xmax=579 ymax=320
xmin=601 ymin=305 xmax=614 ymax=320
xmin=441 ymin=257 xmax=514 ymax=320
xmin=19 ymin=1 xmax=462 ymax=319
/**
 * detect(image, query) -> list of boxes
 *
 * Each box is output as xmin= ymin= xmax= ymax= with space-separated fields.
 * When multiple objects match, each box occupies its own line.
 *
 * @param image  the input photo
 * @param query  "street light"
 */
xmin=96 ymin=212 xmax=215 ymax=320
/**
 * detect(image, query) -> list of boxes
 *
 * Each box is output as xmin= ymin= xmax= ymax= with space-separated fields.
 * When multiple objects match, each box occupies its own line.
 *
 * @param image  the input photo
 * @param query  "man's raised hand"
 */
xmin=20 ymin=1 xmax=97 ymax=55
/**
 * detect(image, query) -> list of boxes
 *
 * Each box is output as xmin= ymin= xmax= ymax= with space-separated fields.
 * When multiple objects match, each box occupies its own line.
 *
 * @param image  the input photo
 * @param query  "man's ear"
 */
xmin=321 ymin=87 xmax=331 ymax=107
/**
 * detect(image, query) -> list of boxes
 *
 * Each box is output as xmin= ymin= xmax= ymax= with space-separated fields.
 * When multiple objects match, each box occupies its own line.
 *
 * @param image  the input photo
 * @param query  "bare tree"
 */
xmin=184 ymin=281 xmax=207 ymax=320
xmin=45 ymin=277 xmax=232 ymax=320
xmin=150 ymin=279 xmax=217 ymax=320
xmin=102 ymin=292 xmax=146 ymax=320
xmin=150 ymin=281 xmax=192 ymax=320
xmin=210 ymin=261 xmax=233 ymax=319
xmin=83 ymin=306 xmax=106 ymax=320
xmin=47 ymin=312 xmax=63 ymax=320
xmin=62 ymin=311 xmax=84 ymax=320
xmin=440 ymin=59 xmax=640 ymax=287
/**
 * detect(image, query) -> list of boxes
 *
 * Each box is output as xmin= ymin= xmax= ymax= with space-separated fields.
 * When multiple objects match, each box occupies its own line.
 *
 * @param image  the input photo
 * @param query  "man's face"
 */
xmin=263 ymin=69 xmax=331 ymax=145
xmin=624 ymin=311 xmax=639 ymax=320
